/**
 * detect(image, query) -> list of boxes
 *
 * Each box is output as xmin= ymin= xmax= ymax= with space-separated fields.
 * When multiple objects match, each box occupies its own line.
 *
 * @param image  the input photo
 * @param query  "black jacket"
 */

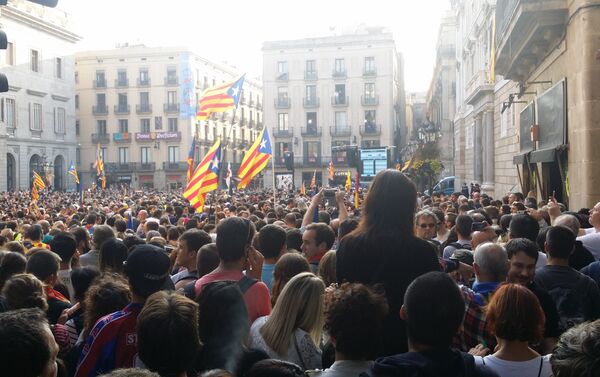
xmin=372 ymin=349 xmax=499 ymax=377
xmin=336 ymin=233 xmax=441 ymax=356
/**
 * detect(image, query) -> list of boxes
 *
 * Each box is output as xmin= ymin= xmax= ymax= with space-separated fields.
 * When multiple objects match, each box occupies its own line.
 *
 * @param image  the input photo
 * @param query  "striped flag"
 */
xmin=68 ymin=162 xmax=80 ymax=185
xmin=32 ymin=184 xmax=39 ymax=201
xmin=196 ymin=75 xmax=245 ymax=121
xmin=183 ymin=139 xmax=221 ymax=210
xmin=33 ymin=171 xmax=46 ymax=190
xmin=186 ymin=136 xmax=196 ymax=183
xmin=310 ymin=170 xmax=316 ymax=190
xmin=237 ymin=127 xmax=272 ymax=189
xmin=95 ymin=144 xmax=106 ymax=189
xmin=300 ymin=181 xmax=306 ymax=196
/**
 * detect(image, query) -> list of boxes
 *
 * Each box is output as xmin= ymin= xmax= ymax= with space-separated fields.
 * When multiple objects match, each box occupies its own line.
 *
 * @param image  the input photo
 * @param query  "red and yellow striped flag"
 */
xmin=328 ymin=161 xmax=334 ymax=182
xmin=32 ymin=184 xmax=39 ymax=201
xmin=183 ymin=139 xmax=221 ymax=210
xmin=300 ymin=181 xmax=306 ymax=196
xmin=196 ymin=75 xmax=245 ymax=121
xmin=310 ymin=170 xmax=316 ymax=190
xmin=237 ymin=128 xmax=272 ymax=189
xmin=33 ymin=171 xmax=45 ymax=190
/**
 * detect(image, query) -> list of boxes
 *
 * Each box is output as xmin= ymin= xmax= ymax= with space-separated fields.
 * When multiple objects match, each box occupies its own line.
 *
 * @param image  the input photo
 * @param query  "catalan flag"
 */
xmin=354 ymin=172 xmax=360 ymax=209
xmin=345 ymin=171 xmax=351 ymax=191
xmin=32 ymin=184 xmax=39 ymax=201
xmin=328 ymin=161 xmax=334 ymax=182
xmin=196 ymin=75 xmax=245 ymax=121
xmin=186 ymin=136 xmax=196 ymax=183
xmin=300 ymin=181 xmax=306 ymax=196
xmin=237 ymin=128 xmax=272 ymax=189
xmin=68 ymin=162 xmax=80 ymax=185
xmin=95 ymin=144 xmax=104 ymax=177
xmin=183 ymin=139 xmax=221 ymax=210
xmin=310 ymin=170 xmax=316 ymax=190
xmin=33 ymin=171 xmax=45 ymax=191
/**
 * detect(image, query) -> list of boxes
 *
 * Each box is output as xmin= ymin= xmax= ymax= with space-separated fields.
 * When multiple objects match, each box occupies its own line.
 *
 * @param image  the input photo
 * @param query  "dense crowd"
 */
xmin=0 ymin=169 xmax=599 ymax=377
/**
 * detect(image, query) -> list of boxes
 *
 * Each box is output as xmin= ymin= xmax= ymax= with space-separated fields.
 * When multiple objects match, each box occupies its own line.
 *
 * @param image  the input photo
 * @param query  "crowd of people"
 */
xmin=0 ymin=169 xmax=599 ymax=377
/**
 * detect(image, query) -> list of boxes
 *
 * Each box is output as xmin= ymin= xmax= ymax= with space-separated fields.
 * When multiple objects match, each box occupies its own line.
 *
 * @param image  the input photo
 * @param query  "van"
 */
xmin=427 ymin=176 xmax=455 ymax=196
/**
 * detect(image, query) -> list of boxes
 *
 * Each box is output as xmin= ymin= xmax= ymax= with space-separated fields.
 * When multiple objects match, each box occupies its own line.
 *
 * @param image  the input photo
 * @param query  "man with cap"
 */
xmin=75 ymin=244 xmax=171 ymax=377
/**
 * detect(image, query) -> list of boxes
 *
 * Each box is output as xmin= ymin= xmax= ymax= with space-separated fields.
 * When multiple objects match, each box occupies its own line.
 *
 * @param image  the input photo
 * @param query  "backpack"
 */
xmin=448 ymin=242 xmax=472 ymax=251
xmin=547 ymin=276 xmax=589 ymax=332
xmin=182 ymin=275 xmax=258 ymax=300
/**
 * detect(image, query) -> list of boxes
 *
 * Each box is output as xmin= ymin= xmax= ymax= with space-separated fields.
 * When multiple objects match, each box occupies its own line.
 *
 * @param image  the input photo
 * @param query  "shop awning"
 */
xmin=529 ymin=148 xmax=557 ymax=163
xmin=513 ymin=152 xmax=530 ymax=165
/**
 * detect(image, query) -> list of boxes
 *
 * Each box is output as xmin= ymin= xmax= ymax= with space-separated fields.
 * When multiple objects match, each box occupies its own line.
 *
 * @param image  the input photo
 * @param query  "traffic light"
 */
xmin=283 ymin=151 xmax=294 ymax=171
xmin=0 ymin=0 xmax=59 ymax=93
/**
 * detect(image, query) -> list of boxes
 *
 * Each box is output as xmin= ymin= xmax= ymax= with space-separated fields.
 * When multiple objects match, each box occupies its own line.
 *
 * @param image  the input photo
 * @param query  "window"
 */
xmin=117 ymin=70 xmax=127 ymax=85
xmin=97 ymin=120 xmax=107 ymax=135
xmin=119 ymin=147 xmax=129 ymax=164
xmin=76 ymin=148 xmax=81 ymax=166
xmin=118 ymin=93 xmax=128 ymax=106
xmin=277 ymin=87 xmax=288 ymax=101
xmin=30 ymin=103 xmax=42 ymax=130
xmin=167 ymin=91 xmax=177 ymax=104
xmin=364 ymin=57 xmax=375 ymax=73
xmin=203 ymin=76 xmax=208 ymax=88
xmin=276 ymin=142 xmax=291 ymax=159
xmin=364 ymin=110 xmax=376 ymax=131
xmin=6 ymin=42 xmax=14 ymax=66
xmin=100 ymin=148 xmax=107 ymax=162
xmin=139 ymin=69 xmax=149 ymax=84
xmin=75 ymin=95 xmax=79 ymax=109
xmin=5 ymin=98 xmax=15 ymax=129
xmin=141 ymin=147 xmax=151 ymax=164
xmin=277 ymin=61 xmax=288 ymax=74
xmin=54 ymin=107 xmax=66 ymax=134
xmin=140 ymin=92 xmax=149 ymax=105
xmin=56 ymin=58 xmax=63 ymax=78
xmin=168 ymin=146 xmax=179 ymax=163
xmin=168 ymin=118 xmax=178 ymax=132
xmin=332 ymin=140 xmax=347 ymax=163
xmin=334 ymin=84 xmax=346 ymax=104
xmin=96 ymin=93 xmax=106 ymax=107
xmin=304 ymin=141 xmax=321 ymax=162
xmin=334 ymin=58 xmax=345 ymax=74
xmin=335 ymin=111 xmax=347 ymax=129
xmin=119 ymin=119 xmax=128 ymax=133
xmin=278 ymin=113 xmax=288 ymax=131
xmin=364 ymin=83 xmax=376 ymax=99
xmin=306 ymin=60 xmax=316 ymax=74
xmin=75 ymin=120 xmax=80 ymax=136
xmin=155 ymin=116 xmax=162 ymax=130
xmin=306 ymin=112 xmax=317 ymax=131
xmin=167 ymin=67 xmax=177 ymax=83
xmin=305 ymin=85 xmax=316 ymax=100
xmin=95 ymin=70 xmax=105 ymax=85
xmin=140 ymin=118 xmax=150 ymax=133
xmin=30 ymin=50 xmax=39 ymax=72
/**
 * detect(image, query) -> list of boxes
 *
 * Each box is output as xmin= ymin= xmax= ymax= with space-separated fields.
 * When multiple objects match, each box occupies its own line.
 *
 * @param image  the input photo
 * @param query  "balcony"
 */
xmin=91 ymin=133 xmax=110 ymax=144
xmin=360 ymin=123 xmax=381 ymax=136
xmin=137 ymin=78 xmax=151 ymax=87
xmin=239 ymin=118 xmax=246 ymax=127
xmin=276 ymin=72 xmax=288 ymax=81
xmin=92 ymin=105 xmax=108 ymax=115
xmin=303 ymin=97 xmax=319 ymax=108
xmin=135 ymin=131 xmax=182 ymax=142
xmin=363 ymin=68 xmax=377 ymax=77
xmin=361 ymin=95 xmax=379 ymax=106
xmin=115 ymin=79 xmax=129 ymax=88
xmin=274 ymin=97 xmax=290 ymax=109
xmin=330 ymin=125 xmax=352 ymax=137
xmin=113 ymin=163 xmax=133 ymax=172
xmin=249 ymin=120 xmax=256 ymax=129
xmin=332 ymin=154 xmax=350 ymax=166
xmin=136 ymin=162 xmax=156 ymax=172
xmin=495 ymin=0 xmax=568 ymax=82
xmin=303 ymin=155 xmax=322 ymax=166
xmin=113 ymin=132 xmax=132 ymax=143
xmin=164 ymin=76 xmax=178 ymax=86
xmin=136 ymin=104 xmax=153 ymax=114
xmin=163 ymin=162 xmax=188 ymax=171
xmin=164 ymin=103 xmax=180 ymax=113
xmin=331 ymin=96 xmax=349 ymax=107
xmin=272 ymin=127 xmax=293 ymax=138
xmin=114 ymin=104 xmax=130 ymax=115
xmin=304 ymin=71 xmax=318 ymax=81
xmin=465 ymin=70 xmax=494 ymax=105
xmin=301 ymin=126 xmax=322 ymax=137
xmin=256 ymin=101 xmax=262 ymax=110
xmin=93 ymin=79 xmax=106 ymax=89
xmin=332 ymin=69 xmax=347 ymax=79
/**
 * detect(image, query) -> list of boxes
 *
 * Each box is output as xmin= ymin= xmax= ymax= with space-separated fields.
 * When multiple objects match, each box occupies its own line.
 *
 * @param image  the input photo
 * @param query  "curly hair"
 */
xmin=83 ymin=274 xmax=131 ymax=337
xmin=324 ymin=283 xmax=389 ymax=359
xmin=2 ymin=273 xmax=48 ymax=311
xmin=550 ymin=319 xmax=600 ymax=377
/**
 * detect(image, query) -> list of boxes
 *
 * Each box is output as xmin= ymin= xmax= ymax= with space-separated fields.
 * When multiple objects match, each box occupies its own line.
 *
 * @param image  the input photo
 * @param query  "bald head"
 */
xmin=554 ymin=214 xmax=580 ymax=236
xmin=471 ymin=231 xmax=494 ymax=250
xmin=473 ymin=242 xmax=509 ymax=282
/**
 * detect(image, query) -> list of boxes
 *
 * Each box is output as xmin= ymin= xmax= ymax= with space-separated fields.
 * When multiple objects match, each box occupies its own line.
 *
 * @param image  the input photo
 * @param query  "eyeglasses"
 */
xmin=419 ymin=223 xmax=436 ymax=228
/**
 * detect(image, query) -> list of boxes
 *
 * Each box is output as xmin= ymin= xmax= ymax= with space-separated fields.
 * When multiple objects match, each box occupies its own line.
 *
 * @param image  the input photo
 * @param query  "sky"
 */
xmin=58 ymin=0 xmax=450 ymax=93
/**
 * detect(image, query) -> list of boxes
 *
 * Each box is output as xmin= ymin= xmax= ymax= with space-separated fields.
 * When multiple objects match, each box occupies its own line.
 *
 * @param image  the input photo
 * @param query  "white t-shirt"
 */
xmin=57 ymin=268 xmax=74 ymax=301
xmin=474 ymin=354 xmax=552 ymax=377
xmin=577 ymin=232 xmax=600 ymax=260
xmin=585 ymin=227 xmax=597 ymax=235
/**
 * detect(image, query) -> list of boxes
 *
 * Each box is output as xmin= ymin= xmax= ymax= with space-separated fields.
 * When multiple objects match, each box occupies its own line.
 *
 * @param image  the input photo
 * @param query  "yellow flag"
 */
xmin=345 ymin=171 xmax=351 ymax=191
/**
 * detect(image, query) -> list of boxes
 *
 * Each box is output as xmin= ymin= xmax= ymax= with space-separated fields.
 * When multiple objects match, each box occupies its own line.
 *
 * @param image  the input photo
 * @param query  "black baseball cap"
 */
xmin=124 ymin=244 xmax=172 ymax=297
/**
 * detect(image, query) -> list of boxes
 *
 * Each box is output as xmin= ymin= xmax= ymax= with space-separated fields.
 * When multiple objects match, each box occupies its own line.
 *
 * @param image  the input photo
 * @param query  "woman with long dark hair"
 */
xmin=336 ymin=169 xmax=440 ymax=356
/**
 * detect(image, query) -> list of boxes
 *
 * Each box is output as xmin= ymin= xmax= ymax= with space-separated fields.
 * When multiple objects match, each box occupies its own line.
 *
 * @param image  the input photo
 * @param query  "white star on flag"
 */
xmin=211 ymin=156 xmax=219 ymax=169
xmin=260 ymin=139 xmax=267 ymax=149
xmin=230 ymin=86 xmax=239 ymax=98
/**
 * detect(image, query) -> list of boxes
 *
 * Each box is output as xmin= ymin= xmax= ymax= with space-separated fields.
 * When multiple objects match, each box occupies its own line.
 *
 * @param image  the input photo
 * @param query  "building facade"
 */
xmin=75 ymin=46 xmax=262 ymax=190
xmin=426 ymin=11 xmax=457 ymax=178
xmin=262 ymin=27 xmax=405 ymax=188
xmin=0 ymin=0 xmax=80 ymax=191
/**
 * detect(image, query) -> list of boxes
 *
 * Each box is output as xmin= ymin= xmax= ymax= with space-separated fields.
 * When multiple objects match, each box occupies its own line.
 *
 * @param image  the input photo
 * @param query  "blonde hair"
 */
xmin=260 ymin=272 xmax=325 ymax=355
xmin=318 ymin=250 xmax=336 ymax=287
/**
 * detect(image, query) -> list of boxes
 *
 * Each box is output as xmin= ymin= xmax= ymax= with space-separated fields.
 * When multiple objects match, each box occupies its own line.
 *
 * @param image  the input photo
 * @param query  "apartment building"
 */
xmin=262 ymin=26 xmax=405 ymax=188
xmin=75 ymin=45 xmax=262 ymax=189
xmin=0 ymin=0 xmax=80 ymax=191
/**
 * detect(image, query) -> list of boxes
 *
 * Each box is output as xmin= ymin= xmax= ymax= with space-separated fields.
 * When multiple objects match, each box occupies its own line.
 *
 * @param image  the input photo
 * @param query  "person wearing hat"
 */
xmin=75 ymin=244 xmax=171 ymax=377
